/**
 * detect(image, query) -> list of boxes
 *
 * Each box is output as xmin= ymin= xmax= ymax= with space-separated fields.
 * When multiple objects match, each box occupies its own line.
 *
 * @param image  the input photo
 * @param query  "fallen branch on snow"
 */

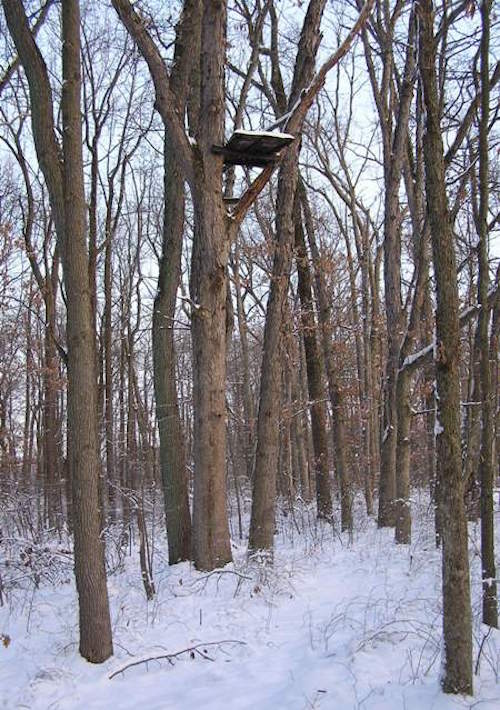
xmin=108 ymin=640 xmax=247 ymax=679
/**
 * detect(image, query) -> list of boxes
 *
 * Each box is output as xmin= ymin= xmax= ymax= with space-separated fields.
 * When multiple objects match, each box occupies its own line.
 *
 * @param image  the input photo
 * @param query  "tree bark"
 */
xmin=60 ymin=0 xmax=113 ymax=662
xmin=152 ymin=131 xmax=192 ymax=564
xmin=3 ymin=0 xmax=113 ymax=663
xmin=477 ymin=0 xmax=498 ymax=629
xmin=189 ymin=0 xmax=232 ymax=570
xmin=419 ymin=0 xmax=472 ymax=693
xmin=112 ymin=0 xmax=231 ymax=571
xmin=150 ymin=0 xmax=200 ymax=563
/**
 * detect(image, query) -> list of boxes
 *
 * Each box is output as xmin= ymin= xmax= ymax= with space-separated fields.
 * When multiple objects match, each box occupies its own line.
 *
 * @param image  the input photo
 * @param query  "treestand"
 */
xmin=213 ymin=129 xmax=295 ymax=168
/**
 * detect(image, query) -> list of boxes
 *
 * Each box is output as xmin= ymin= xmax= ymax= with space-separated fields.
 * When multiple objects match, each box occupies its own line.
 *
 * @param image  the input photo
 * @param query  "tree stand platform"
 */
xmin=213 ymin=129 xmax=295 ymax=168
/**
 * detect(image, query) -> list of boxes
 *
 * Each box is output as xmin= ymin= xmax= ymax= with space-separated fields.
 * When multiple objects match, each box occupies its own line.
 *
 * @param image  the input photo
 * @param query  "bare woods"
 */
xmin=0 ymin=0 xmax=498 ymax=696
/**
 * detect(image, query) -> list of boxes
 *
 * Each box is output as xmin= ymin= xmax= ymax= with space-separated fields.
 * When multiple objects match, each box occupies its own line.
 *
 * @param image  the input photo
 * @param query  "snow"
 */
xmin=401 ymin=343 xmax=434 ymax=370
xmin=1 ymin=494 xmax=499 ymax=709
xmin=179 ymin=295 xmax=201 ymax=311
xmin=401 ymin=292 xmax=497 ymax=372
xmin=265 ymin=89 xmax=308 ymax=132
xmin=459 ymin=304 xmax=479 ymax=322
xmin=231 ymin=129 xmax=295 ymax=141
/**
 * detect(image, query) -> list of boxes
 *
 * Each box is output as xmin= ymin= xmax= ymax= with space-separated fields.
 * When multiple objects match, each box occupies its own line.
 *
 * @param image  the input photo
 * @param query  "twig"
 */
xmin=192 ymin=569 xmax=251 ymax=584
xmin=474 ymin=627 xmax=492 ymax=676
xmin=108 ymin=640 xmax=246 ymax=679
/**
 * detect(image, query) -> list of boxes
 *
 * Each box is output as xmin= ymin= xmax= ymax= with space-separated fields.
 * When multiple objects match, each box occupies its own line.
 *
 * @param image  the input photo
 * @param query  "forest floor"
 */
xmin=1 ymin=490 xmax=499 ymax=710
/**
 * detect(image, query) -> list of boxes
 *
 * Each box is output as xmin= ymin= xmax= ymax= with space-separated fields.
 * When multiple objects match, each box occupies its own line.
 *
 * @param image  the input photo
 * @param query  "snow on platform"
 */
xmin=212 ymin=129 xmax=295 ymax=167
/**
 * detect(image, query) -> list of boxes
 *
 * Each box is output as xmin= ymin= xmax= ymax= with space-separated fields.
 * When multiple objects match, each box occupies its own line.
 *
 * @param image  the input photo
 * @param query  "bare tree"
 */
xmin=2 ymin=0 xmax=113 ymax=663
xmin=249 ymin=0 xmax=374 ymax=555
xmin=418 ymin=0 xmax=472 ymax=693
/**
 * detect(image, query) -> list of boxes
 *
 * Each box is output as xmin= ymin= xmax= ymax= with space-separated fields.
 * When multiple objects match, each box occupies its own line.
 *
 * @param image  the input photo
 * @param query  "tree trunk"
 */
xmin=61 ymin=0 xmax=113 ymax=662
xmin=419 ymin=0 xmax=472 ymax=692
xmin=249 ymin=144 xmax=302 ymax=556
xmin=477 ymin=0 xmax=498 ymax=629
xmin=189 ymin=0 xmax=232 ymax=570
xmin=464 ymin=330 xmax=481 ymax=518
xmin=103 ymin=218 xmax=116 ymax=520
xmin=249 ymin=0 xmax=328 ymax=555
xmin=294 ymin=198 xmax=332 ymax=519
xmin=22 ymin=283 xmax=33 ymax=480
xmin=231 ymin=240 xmax=255 ymax=480
xmin=42 ymin=290 xmax=60 ymax=527
xmin=394 ymin=368 xmax=411 ymax=542
xmin=358 ymin=6 xmax=416 ymax=529
xmin=151 ymin=0 xmax=202 ymax=565
xmin=2 ymin=0 xmax=113 ymax=663
xmin=152 ymin=131 xmax=192 ymax=564
xmin=190 ymin=185 xmax=233 ymax=569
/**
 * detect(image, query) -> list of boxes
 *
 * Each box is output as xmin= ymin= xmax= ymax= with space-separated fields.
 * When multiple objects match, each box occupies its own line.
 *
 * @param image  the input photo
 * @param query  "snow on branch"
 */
xmin=401 ymin=282 xmax=500 ymax=374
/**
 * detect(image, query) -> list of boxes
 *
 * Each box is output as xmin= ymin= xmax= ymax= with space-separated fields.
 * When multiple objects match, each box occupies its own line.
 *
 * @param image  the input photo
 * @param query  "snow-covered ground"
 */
xmin=1 ymin=491 xmax=499 ymax=709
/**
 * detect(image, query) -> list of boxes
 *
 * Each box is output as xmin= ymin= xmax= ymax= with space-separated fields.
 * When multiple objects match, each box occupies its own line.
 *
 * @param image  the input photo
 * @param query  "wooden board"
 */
xmin=226 ymin=130 xmax=294 ymax=155
xmin=213 ymin=129 xmax=295 ymax=167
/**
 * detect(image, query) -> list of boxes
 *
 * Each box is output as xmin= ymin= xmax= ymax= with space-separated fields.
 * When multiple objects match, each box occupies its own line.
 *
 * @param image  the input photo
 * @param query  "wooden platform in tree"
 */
xmin=223 ymin=196 xmax=240 ymax=206
xmin=213 ymin=129 xmax=295 ymax=168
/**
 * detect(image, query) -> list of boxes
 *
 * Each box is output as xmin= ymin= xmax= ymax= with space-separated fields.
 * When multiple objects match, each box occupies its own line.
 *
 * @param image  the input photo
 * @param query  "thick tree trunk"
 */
xmin=61 ymin=0 xmax=113 ymax=663
xmin=189 ymin=0 xmax=232 ymax=570
xmin=419 ymin=0 xmax=472 ymax=693
xmin=2 ymin=0 xmax=113 ymax=664
xmin=152 ymin=132 xmax=192 ymax=564
xmin=190 ymin=178 xmax=232 ymax=569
